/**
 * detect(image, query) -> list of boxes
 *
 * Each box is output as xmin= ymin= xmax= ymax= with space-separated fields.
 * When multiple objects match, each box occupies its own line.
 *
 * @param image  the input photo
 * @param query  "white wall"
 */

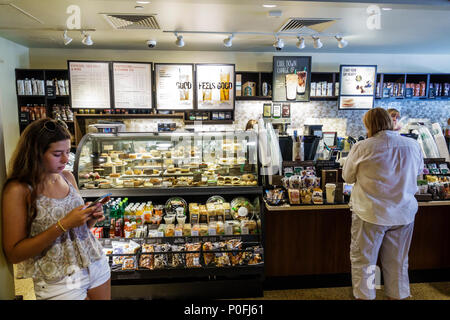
xmin=29 ymin=48 xmax=450 ymax=73
xmin=0 ymin=36 xmax=29 ymax=299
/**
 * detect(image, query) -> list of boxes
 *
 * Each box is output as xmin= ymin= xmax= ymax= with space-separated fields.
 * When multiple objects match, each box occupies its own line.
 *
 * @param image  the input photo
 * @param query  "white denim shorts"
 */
xmin=33 ymin=257 xmax=111 ymax=300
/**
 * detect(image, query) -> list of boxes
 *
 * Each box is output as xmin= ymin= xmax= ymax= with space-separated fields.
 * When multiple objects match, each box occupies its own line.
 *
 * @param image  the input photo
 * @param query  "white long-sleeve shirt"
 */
xmin=342 ymin=130 xmax=424 ymax=226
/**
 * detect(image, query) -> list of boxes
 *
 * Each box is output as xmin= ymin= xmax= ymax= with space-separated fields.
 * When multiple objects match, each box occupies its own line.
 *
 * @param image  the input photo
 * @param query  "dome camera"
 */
xmin=147 ymin=40 xmax=157 ymax=48
xmin=273 ymin=38 xmax=284 ymax=51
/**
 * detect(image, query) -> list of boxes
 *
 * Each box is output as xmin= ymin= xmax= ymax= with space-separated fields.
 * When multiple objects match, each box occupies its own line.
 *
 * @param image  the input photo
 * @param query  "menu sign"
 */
xmin=196 ymin=64 xmax=235 ymax=110
xmin=68 ymin=61 xmax=111 ymax=109
xmin=339 ymin=65 xmax=377 ymax=110
xmin=155 ymin=64 xmax=194 ymax=110
xmin=272 ymin=56 xmax=312 ymax=102
xmin=113 ymin=62 xmax=152 ymax=109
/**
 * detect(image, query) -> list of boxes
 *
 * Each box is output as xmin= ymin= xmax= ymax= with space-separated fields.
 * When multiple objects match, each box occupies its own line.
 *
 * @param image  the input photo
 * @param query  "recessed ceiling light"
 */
xmin=135 ymin=5 xmax=144 ymax=10
xmin=263 ymin=4 xmax=277 ymax=8
xmin=136 ymin=1 xmax=150 ymax=4
xmin=382 ymin=7 xmax=392 ymax=11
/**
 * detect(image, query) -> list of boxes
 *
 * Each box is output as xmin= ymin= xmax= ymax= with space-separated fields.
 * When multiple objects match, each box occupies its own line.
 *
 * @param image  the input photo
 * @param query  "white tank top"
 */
xmin=18 ymin=174 xmax=104 ymax=283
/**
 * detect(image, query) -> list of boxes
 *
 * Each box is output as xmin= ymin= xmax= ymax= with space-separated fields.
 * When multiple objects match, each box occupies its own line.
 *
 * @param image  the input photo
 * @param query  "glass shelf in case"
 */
xmin=74 ymin=131 xmax=258 ymax=190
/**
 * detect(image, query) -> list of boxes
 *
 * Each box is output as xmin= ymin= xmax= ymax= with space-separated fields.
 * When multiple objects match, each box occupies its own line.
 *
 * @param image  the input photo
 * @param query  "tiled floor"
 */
xmin=15 ymin=273 xmax=449 ymax=300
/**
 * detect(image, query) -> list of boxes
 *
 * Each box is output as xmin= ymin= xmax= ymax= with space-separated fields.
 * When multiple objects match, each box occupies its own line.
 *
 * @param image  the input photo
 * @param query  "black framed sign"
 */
xmin=155 ymin=63 xmax=194 ymax=110
xmin=195 ymin=64 xmax=235 ymax=110
xmin=338 ymin=65 xmax=377 ymax=110
xmin=272 ymin=56 xmax=312 ymax=102
xmin=112 ymin=62 xmax=152 ymax=109
xmin=68 ymin=60 xmax=111 ymax=109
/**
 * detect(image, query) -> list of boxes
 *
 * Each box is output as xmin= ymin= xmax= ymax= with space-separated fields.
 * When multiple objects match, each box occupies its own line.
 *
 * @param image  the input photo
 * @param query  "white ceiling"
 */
xmin=0 ymin=0 xmax=449 ymax=54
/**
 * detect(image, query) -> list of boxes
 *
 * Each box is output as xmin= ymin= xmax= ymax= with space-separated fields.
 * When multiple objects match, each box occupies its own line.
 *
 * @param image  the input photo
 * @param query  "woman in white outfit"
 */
xmin=342 ymin=108 xmax=424 ymax=300
xmin=2 ymin=118 xmax=111 ymax=300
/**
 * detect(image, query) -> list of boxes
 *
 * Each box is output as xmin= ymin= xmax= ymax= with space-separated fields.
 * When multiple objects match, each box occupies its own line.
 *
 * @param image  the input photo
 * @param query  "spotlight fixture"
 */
xmin=175 ymin=33 xmax=184 ymax=47
xmin=296 ymin=36 xmax=305 ymax=49
xmin=81 ymin=31 xmax=93 ymax=46
xmin=312 ymin=36 xmax=322 ymax=49
xmin=63 ymin=30 xmax=72 ymax=45
xmin=223 ymin=34 xmax=233 ymax=48
xmin=273 ymin=36 xmax=284 ymax=51
xmin=335 ymin=35 xmax=348 ymax=48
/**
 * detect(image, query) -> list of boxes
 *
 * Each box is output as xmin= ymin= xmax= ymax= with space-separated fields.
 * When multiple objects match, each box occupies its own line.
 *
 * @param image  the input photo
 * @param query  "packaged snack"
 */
xmin=202 ymin=242 xmax=215 ymax=266
xmin=122 ymin=257 xmax=137 ymax=271
xmin=191 ymin=224 xmax=200 ymax=236
xmin=216 ymin=221 xmax=225 ymax=235
xmin=185 ymin=243 xmax=202 ymax=268
xmin=165 ymin=224 xmax=175 ymax=237
xmin=170 ymin=245 xmax=185 ymax=268
xmin=139 ymin=244 xmax=154 ymax=270
xmin=226 ymin=239 xmax=243 ymax=266
xmin=248 ymin=246 xmax=264 ymax=265
xmin=199 ymin=224 xmax=209 ymax=236
xmin=288 ymin=189 xmax=300 ymax=205
xmin=300 ymin=188 xmax=313 ymax=204
xmin=153 ymin=244 xmax=171 ymax=269
xmin=214 ymin=242 xmax=231 ymax=267
xmin=312 ymin=188 xmax=324 ymax=204
xmin=183 ymin=223 xmax=192 ymax=236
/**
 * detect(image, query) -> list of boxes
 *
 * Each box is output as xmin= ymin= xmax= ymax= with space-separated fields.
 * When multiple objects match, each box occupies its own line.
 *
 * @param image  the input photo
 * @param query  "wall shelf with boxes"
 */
xmin=184 ymin=110 xmax=234 ymax=125
xmin=15 ymin=69 xmax=75 ymax=146
xmin=376 ymin=73 xmax=450 ymax=100
xmin=235 ymin=71 xmax=273 ymax=100
xmin=310 ymin=72 xmax=340 ymax=100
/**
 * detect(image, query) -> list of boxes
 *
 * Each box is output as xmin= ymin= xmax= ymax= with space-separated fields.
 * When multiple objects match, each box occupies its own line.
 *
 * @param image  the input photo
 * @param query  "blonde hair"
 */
xmin=363 ymin=108 xmax=394 ymax=137
xmin=245 ymin=119 xmax=258 ymax=131
xmin=387 ymin=108 xmax=400 ymax=118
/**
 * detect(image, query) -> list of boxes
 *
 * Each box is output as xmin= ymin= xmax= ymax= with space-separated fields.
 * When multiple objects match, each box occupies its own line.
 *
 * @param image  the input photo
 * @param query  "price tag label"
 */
xmin=208 ymin=228 xmax=216 ymax=236
xmin=191 ymin=230 xmax=199 ymax=237
xmin=175 ymin=230 xmax=183 ymax=237
xmin=225 ymin=225 xmax=233 ymax=235
xmin=241 ymin=227 xmax=249 ymax=235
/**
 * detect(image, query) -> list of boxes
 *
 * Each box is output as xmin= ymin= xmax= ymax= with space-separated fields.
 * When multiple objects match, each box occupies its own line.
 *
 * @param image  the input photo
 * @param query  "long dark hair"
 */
xmin=3 ymin=118 xmax=71 ymax=226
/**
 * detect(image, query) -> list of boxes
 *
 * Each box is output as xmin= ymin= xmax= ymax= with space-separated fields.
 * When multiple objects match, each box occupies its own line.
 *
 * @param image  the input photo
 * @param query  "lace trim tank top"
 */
xmin=18 ymin=175 xmax=105 ymax=283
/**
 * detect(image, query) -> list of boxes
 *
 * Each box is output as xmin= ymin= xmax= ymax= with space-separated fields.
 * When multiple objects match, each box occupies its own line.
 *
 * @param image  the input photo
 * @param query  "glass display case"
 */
xmin=74 ymin=131 xmax=258 ymax=190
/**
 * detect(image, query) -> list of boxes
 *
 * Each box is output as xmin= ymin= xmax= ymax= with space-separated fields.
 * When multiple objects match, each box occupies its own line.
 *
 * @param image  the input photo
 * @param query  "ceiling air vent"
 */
xmin=278 ymin=18 xmax=337 ymax=33
xmin=101 ymin=14 xmax=160 ymax=30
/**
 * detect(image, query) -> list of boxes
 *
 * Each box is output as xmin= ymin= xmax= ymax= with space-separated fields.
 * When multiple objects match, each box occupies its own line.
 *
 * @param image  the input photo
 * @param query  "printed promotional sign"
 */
xmin=339 ymin=65 xmax=377 ymax=110
xmin=196 ymin=64 xmax=235 ymax=110
xmin=68 ymin=61 xmax=111 ymax=109
xmin=272 ymin=56 xmax=312 ymax=102
xmin=155 ymin=64 xmax=194 ymax=110
xmin=113 ymin=62 xmax=152 ymax=109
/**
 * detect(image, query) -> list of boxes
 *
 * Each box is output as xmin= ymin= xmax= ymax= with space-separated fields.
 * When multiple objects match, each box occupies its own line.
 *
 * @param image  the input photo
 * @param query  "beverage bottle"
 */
xmin=109 ymin=218 xmax=116 ymax=239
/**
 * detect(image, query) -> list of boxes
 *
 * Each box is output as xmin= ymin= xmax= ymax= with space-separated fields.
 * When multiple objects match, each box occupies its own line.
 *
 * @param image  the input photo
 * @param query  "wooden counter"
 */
xmin=264 ymin=201 xmax=450 ymax=277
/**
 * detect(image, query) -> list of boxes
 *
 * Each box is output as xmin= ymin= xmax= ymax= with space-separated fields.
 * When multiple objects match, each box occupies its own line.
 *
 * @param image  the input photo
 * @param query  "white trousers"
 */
xmin=350 ymin=213 xmax=414 ymax=300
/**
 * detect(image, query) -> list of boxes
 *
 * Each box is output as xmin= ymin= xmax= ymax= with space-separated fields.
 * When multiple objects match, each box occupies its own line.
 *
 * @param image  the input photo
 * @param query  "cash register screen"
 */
xmin=323 ymin=132 xmax=337 ymax=147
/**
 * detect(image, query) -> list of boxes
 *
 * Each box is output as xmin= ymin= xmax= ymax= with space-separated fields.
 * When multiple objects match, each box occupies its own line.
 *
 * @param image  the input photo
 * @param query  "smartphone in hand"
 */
xmin=83 ymin=193 xmax=112 ymax=210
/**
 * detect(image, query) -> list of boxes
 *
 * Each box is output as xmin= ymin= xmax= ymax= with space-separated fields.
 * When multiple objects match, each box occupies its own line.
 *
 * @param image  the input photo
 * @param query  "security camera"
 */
xmin=273 ymin=38 xmax=284 ymax=51
xmin=147 ymin=40 xmax=157 ymax=48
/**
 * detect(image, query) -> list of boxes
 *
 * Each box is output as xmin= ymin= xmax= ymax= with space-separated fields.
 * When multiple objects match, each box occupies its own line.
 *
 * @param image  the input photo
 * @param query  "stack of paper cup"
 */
xmin=325 ymin=183 xmax=336 ymax=204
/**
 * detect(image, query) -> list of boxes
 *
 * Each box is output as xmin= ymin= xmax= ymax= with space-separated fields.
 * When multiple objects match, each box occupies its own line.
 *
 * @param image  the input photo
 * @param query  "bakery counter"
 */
xmin=264 ymin=201 xmax=450 ymax=278
xmin=265 ymin=200 xmax=450 ymax=212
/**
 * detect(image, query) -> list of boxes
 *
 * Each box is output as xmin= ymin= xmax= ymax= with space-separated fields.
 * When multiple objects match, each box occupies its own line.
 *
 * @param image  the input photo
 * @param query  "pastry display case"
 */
xmin=74 ymin=131 xmax=258 ymax=192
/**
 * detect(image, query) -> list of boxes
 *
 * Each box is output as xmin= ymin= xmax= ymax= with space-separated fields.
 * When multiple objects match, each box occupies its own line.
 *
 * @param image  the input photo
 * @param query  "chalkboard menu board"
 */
xmin=155 ymin=63 xmax=194 ymax=110
xmin=68 ymin=61 xmax=111 ymax=109
xmin=196 ymin=64 xmax=235 ymax=110
xmin=338 ymin=65 xmax=377 ymax=110
xmin=112 ymin=62 xmax=152 ymax=109
xmin=272 ymin=56 xmax=312 ymax=102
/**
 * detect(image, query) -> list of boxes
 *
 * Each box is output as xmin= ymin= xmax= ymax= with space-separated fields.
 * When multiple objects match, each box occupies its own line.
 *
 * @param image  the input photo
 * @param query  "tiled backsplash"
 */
xmin=233 ymin=99 xmax=450 ymax=138
xmin=90 ymin=100 xmax=449 ymax=138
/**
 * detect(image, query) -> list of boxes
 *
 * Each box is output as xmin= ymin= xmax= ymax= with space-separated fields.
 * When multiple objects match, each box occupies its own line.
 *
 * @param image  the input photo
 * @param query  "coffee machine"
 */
xmin=303 ymin=124 xmax=323 ymax=160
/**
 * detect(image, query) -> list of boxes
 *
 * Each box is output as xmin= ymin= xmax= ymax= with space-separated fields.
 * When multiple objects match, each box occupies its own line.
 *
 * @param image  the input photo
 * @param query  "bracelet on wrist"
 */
xmin=57 ymin=219 xmax=67 ymax=232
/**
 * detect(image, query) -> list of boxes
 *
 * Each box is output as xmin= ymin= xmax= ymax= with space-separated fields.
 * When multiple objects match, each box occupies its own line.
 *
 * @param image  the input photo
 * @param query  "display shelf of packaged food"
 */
xmin=80 ymin=186 xmax=263 ymax=198
xmin=265 ymin=200 xmax=450 ymax=211
xmin=265 ymin=202 xmax=350 ymax=211
xmin=110 ymin=265 xmax=264 ymax=281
